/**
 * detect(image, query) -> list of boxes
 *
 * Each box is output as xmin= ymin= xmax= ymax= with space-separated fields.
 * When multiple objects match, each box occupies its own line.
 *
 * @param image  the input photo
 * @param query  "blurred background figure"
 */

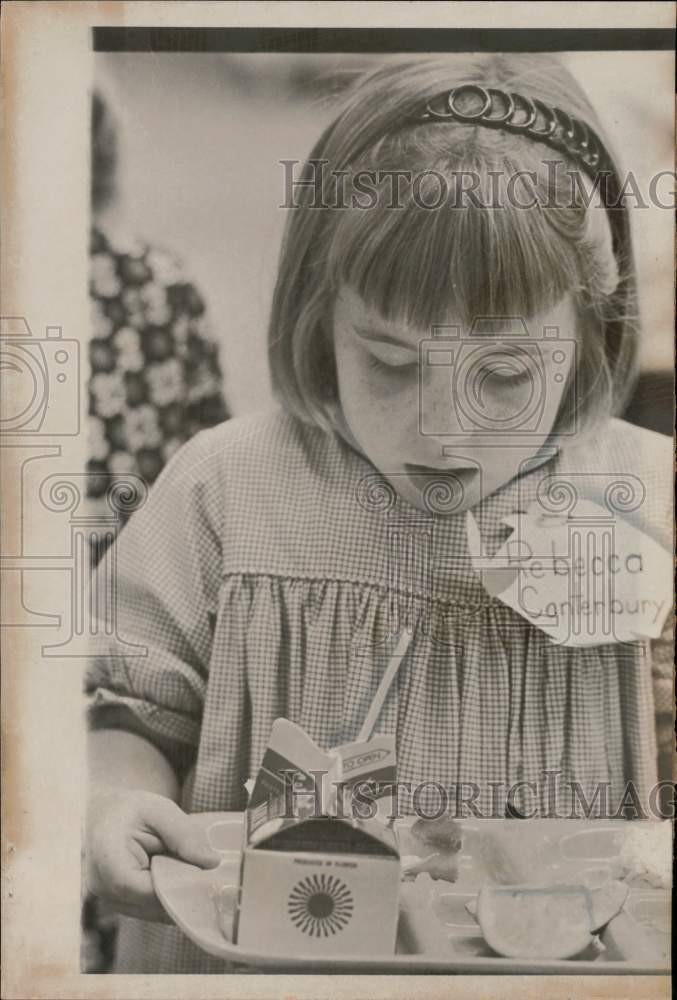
xmin=87 ymin=88 xmax=230 ymax=558
xmin=83 ymin=87 xmax=230 ymax=972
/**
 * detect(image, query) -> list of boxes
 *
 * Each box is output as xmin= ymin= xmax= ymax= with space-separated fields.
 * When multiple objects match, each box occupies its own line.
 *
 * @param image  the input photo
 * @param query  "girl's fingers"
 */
xmin=88 ymin=841 xmax=169 ymax=922
xmin=146 ymin=797 xmax=220 ymax=869
xmin=87 ymin=789 xmax=220 ymax=923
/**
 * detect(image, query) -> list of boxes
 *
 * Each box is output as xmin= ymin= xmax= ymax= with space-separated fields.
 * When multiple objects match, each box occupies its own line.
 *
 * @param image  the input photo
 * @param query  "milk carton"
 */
xmin=235 ymin=719 xmax=401 ymax=956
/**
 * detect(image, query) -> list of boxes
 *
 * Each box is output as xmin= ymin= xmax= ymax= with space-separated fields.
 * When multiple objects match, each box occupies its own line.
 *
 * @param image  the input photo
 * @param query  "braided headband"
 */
xmin=416 ymin=84 xmax=614 ymax=183
xmin=412 ymin=84 xmax=626 ymax=253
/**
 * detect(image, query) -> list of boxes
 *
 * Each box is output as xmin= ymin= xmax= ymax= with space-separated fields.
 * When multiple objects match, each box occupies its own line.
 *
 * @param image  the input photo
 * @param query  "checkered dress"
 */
xmin=86 ymin=410 xmax=673 ymax=973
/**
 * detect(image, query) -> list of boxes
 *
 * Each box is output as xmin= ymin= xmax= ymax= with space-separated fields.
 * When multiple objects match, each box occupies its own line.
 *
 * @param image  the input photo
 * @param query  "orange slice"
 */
xmin=476 ymin=884 xmax=595 ymax=959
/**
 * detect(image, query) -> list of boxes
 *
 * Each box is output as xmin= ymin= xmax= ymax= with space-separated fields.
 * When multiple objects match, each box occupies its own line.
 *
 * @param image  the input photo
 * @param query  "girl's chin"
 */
xmin=396 ymin=469 xmax=482 ymax=516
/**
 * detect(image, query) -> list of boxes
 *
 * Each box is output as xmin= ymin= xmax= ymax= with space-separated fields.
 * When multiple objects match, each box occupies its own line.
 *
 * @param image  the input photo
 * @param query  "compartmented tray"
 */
xmin=151 ymin=813 xmax=671 ymax=974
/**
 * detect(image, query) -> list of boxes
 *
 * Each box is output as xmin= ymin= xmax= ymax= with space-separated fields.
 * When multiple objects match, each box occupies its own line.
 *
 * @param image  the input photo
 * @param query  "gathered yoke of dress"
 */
xmin=88 ymin=408 xmax=672 ymax=815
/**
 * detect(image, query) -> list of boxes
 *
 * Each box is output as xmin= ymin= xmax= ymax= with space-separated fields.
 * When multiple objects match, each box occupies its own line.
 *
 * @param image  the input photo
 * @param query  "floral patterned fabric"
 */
xmin=84 ymin=225 xmax=229 ymax=972
xmin=88 ymin=225 xmax=229 ymax=508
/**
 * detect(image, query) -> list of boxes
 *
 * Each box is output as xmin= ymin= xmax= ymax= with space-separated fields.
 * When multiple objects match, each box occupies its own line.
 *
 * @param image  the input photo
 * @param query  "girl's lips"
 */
xmin=404 ymin=463 xmax=479 ymax=484
xmin=403 ymin=464 xmax=481 ymax=511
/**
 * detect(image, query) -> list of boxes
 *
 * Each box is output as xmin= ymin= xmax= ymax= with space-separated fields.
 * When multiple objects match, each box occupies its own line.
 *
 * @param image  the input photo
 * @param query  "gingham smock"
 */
xmin=86 ymin=410 xmax=673 ymax=973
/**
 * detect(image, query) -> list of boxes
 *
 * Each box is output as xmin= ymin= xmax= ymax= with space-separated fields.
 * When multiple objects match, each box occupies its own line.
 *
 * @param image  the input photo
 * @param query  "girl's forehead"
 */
xmin=334 ymin=285 xmax=575 ymax=340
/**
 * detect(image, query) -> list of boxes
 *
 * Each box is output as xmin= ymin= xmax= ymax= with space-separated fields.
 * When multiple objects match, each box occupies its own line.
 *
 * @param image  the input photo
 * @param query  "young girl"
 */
xmin=86 ymin=54 xmax=673 ymax=973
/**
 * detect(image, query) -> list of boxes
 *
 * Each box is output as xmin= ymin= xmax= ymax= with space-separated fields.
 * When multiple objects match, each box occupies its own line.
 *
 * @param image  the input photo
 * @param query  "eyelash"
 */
xmin=481 ymin=366 xmax=534 ymax=388
xmin=366 ymin=355 xmax=417 ymax=376
xmin=366 ymin=355 xmax=536 ymax=388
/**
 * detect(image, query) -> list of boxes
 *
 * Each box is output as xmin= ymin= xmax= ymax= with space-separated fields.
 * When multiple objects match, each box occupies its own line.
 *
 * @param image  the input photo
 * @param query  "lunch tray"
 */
xmin=151 ymin=813 xmax=671 ymax=973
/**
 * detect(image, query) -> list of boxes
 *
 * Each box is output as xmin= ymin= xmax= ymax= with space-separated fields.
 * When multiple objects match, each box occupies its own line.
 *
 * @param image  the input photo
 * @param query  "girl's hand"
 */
xmin=86 ymin=787 xmax=219 ymax=922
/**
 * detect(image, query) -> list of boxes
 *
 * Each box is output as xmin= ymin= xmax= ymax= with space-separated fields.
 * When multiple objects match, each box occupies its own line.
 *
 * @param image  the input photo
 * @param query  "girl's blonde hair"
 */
xmin=268 ymin=54 xmax=639 ymax=438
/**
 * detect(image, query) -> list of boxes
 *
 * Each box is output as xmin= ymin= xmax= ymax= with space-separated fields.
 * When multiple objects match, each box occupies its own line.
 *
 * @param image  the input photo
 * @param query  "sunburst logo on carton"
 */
xmin=288 ymin=874 xmax=354 ymax=936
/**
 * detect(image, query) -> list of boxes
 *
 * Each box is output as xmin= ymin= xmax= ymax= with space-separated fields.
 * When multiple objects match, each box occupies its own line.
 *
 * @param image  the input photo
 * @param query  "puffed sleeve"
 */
xmin=85 ymin=430 xmax=223 ymax=780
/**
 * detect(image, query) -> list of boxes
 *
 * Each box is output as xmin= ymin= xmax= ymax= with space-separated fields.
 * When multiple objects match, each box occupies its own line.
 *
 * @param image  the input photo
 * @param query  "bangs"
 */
xmin=326 ymin=166 xmax=583 ymax=332
xmin=270 ymin=54 xmax=638 ymax=435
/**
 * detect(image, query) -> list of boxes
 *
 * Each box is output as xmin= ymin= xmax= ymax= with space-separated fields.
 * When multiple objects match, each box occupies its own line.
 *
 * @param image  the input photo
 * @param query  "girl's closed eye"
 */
xmin=475 ymin=355 xmax=535 ymax=389
xmin=366 ymin=351 xmax=418 ymax=376
xmin=471 ymin=343 xmax=554 ymax=390
xmin=364 ymin=340 xmax=419 ymax=375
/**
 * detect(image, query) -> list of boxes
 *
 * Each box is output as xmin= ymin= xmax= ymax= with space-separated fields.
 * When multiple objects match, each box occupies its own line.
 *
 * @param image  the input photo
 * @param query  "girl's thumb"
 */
xmin=154 ymin=799 xmax=221 ymax=869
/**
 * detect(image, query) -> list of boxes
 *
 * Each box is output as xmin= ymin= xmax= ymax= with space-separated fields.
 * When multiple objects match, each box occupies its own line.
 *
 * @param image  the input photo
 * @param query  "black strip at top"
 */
xmin=92 ymin=26 xmax=675 ymax=54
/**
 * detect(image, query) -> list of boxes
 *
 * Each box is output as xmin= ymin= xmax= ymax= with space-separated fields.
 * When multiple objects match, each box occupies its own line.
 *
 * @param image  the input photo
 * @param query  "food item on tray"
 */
xmin=401 ymin=852 xmax=460 ymax=882
xmin=477 ymin=884 xmax=594 ymax=959
xmin=614 ymin=821 xmax=672 ymax=888
xmin=400 ymin=816 xmax=463 ymax=883
xmin=411 ymin=816 xmax=463 ymax=853
xmin=468 ymin=828 xmax=535 ymax=885
xmin=474 ymin=881 xmax=629 ymax=959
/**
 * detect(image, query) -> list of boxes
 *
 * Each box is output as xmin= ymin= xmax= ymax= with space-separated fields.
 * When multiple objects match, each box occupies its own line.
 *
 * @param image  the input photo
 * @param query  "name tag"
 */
xmin=466 ymin=502 xmax=673 ymax=647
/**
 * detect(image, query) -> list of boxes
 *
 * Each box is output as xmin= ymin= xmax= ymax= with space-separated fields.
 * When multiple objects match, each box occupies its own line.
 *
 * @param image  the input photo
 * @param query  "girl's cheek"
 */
xmin=370 ymin=383 xmax=418 ymax=434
